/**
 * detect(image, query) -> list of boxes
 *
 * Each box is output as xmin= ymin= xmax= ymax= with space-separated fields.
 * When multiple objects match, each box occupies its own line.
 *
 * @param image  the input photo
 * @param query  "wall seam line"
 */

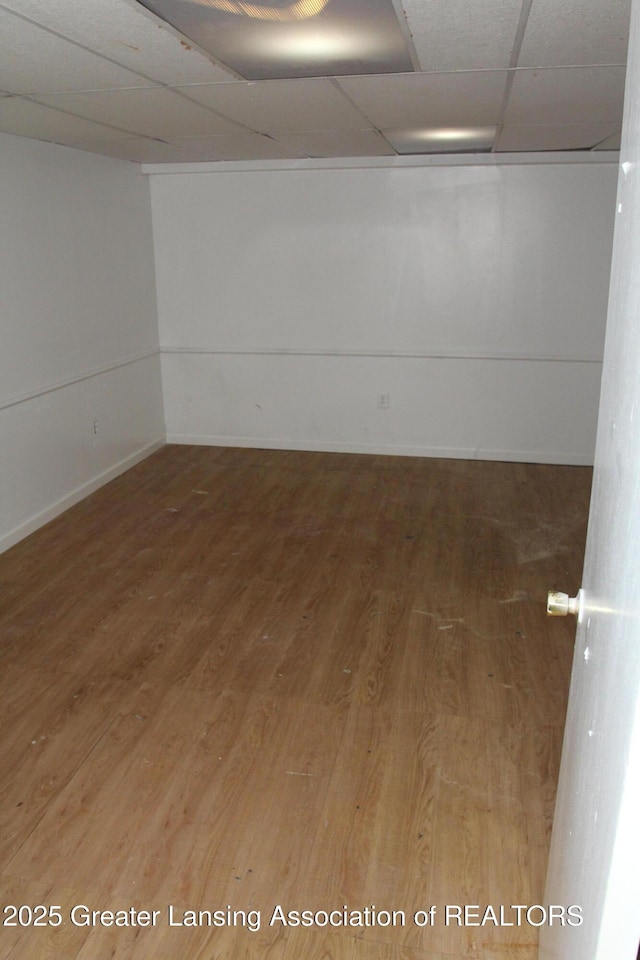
xmin=0 ymin=348 xmax=161 ymax=412
xmin=159 ymin=346 xmax=602 ymax=364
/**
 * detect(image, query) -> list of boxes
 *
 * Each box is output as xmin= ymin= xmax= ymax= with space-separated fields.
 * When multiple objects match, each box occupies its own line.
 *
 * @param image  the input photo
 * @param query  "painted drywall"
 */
xmin=0 ymin=132 xmax=164 ymax=553
xmin=151 ymin=160 xmax=617 ymax=463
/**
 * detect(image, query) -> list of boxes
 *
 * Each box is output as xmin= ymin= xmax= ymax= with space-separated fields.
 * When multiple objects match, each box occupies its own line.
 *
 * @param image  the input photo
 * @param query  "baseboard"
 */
xmin=0 ymin=439 xmax=165 ymax=555
xmin=2 ymin=433 xmax=590 ymax=557
xmin=164 ymin=433 xmax=594 ymax=466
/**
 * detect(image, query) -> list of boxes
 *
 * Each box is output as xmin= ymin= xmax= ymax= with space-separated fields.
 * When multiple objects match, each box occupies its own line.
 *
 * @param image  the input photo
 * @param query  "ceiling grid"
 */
xmin=0 ymin=0 xmax=630 ymax=162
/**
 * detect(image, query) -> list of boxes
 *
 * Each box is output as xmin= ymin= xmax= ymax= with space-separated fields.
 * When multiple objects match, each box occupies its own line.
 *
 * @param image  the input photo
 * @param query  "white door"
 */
xmin=539 ymin=2 xmax=640 ymax=958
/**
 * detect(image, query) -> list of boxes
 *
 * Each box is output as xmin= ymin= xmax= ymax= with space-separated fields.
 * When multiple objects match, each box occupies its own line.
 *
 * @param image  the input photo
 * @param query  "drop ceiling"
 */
xmin=0 ymin=0 xmax=630 ymax=164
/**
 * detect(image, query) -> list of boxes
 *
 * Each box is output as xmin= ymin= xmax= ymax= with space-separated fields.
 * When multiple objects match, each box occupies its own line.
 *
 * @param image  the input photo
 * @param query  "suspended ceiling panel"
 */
xmin=337 ymin=72 xmax=509 ymax=128
xmin=505 ymin=66 xmax=628 ymax=124
xmin=0 ymin=96 xmax=136 ymax=141
xmin=593 ymin=129 xmax=623 ymax=150
xmin=517 ymin=0 xmax=632 ymax=66
xmin=179 ymin=77 xmax=370 ymax=132
xmin=0 ymin=9 xmax=156 ymax=93
xmin=0 ymin=0 xmax=234 ymax=84
xmin=70 ymin=129 xmax=305 ymax=161
xmin=268 ymin=127 xmax=394 ymax=156
xmin=401 ymin=0 xmax=525 ymax=71
xmin=162 ymin=130 xmax=306 ymax=159
xmin=0 ymin=0 xmax=632 ymax=161
xmin=33 ymin=87 xmax=247 ymax=139
xmin=496 ymin=121 xmax=623 ymax=152
xmin=50 ymin=137 xmax=184 ymax=161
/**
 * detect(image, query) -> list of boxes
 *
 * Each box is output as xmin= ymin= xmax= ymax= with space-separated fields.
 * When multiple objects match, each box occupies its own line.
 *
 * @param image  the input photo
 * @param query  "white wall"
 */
xmin=0 ymin=146 xmax=619 ymax=554
xmin=0 ymin=133 xmax=164 ymax=553
xmin=151 ymin=159 xmax=617 ymax=464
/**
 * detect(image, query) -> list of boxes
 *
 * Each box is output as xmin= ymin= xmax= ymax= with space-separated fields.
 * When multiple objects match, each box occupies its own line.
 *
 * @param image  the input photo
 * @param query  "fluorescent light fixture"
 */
xmin=189 ymin=0 xmax=332 ymax=19
xmin=385 ymin=126 xmax=497 ymax=154
xmin=136 ymin=0 xmax=413 ymax=80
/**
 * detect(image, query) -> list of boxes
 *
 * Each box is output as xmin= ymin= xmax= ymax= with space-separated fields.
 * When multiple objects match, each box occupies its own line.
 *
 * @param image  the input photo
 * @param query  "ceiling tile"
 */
xmin=593 ymin=129 xmax=623 ymax=150
xmin=0 ymin=0 xmax=233 ymax=84
xmin=270 ymin=128 xmax=395 ymax=157
xmin=0 ymin=9 xmax=156 ymax=94
xmin=176 ymin=77 xmax=369 ymax=133
xmin=337 ymin=71 xmax=509 ymax=128
xmin=402 ymin=0 xmax=524 ymax=71
xmin=33 ymin=87 xmax=246 ymax=138
xmin=66 ymin=137 xmax=193 ymax=162
xmin=518 ymin=0 xmax=631 ymax=67
xmin=164 ymin=132 xmax=307 ymax=161
xmin=505 ymin=66 xmax=627 ymax=123
xmin=497 ymin=121 xmax=624 ymax=151
xmin=0 ymin=96 xmax=133 ymax=142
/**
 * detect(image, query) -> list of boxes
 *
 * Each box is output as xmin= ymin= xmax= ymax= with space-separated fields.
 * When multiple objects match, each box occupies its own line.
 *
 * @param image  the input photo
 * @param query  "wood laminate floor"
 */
xmin=0 ymin=446 xmax=592 ymax=960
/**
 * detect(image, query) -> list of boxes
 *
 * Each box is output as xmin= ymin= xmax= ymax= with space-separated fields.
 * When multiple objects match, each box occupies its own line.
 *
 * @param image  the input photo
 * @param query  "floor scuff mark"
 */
xmin=498 ymin=590 xmax=530 ymax=604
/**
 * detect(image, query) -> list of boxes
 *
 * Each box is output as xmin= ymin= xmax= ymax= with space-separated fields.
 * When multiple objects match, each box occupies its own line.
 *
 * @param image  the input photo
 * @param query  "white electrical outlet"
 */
xmin=377 ymin=393 xmax=390 ymax=409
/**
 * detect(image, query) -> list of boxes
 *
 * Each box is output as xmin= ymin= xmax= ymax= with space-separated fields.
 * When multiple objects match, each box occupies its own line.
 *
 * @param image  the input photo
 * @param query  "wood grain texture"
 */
xmin=0 ymin=445 xmax=591 ymax=959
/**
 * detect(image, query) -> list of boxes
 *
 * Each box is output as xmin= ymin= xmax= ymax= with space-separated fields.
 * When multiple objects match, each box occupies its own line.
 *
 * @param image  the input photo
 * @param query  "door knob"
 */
xmin=547 ymin=590 xmax=582 ymax=617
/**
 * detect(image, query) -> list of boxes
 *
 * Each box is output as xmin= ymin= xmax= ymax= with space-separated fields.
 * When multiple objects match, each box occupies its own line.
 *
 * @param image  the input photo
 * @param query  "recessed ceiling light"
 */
xmin=136 ymin=0 xmax=414 ymax=80
xmin=385 ymin=127 xmax=497 ymax=154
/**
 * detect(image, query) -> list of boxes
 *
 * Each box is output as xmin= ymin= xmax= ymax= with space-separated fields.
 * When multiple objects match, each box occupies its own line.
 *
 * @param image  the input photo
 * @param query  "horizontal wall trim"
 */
xmin=143 ymin=152 xmax=620 ymax=176
xmin=160 ymin=346 xmax=603 ymax=364
xmin=0 ymin=348 xmax=160 ymax=412
xmin=0 ymin=438 xmax=165 ymax=556
xmin=165 ymin=433 xmax=594 ymax=467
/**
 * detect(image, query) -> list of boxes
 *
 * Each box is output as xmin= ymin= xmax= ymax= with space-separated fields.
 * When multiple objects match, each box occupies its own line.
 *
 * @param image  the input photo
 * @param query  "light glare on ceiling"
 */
xmin=421 ymin=128 xmax=489 ymax=142
xmin=256 ymin=27 xmax=383 ymax=62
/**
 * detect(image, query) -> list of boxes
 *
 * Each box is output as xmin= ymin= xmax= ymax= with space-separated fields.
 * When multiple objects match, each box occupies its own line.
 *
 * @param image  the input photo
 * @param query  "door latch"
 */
xmin=547 ymin=590 xmax=582 ymax=617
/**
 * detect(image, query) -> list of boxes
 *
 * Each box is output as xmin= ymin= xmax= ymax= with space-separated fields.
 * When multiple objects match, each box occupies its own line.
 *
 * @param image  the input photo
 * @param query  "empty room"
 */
xmin=2 ymin=1 xmax=640 ymax=959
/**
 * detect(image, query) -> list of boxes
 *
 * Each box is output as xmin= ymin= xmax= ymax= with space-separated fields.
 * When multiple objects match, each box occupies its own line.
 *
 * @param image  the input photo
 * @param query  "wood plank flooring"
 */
xmin=0 ymin=445 xmax=592 ymax=959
